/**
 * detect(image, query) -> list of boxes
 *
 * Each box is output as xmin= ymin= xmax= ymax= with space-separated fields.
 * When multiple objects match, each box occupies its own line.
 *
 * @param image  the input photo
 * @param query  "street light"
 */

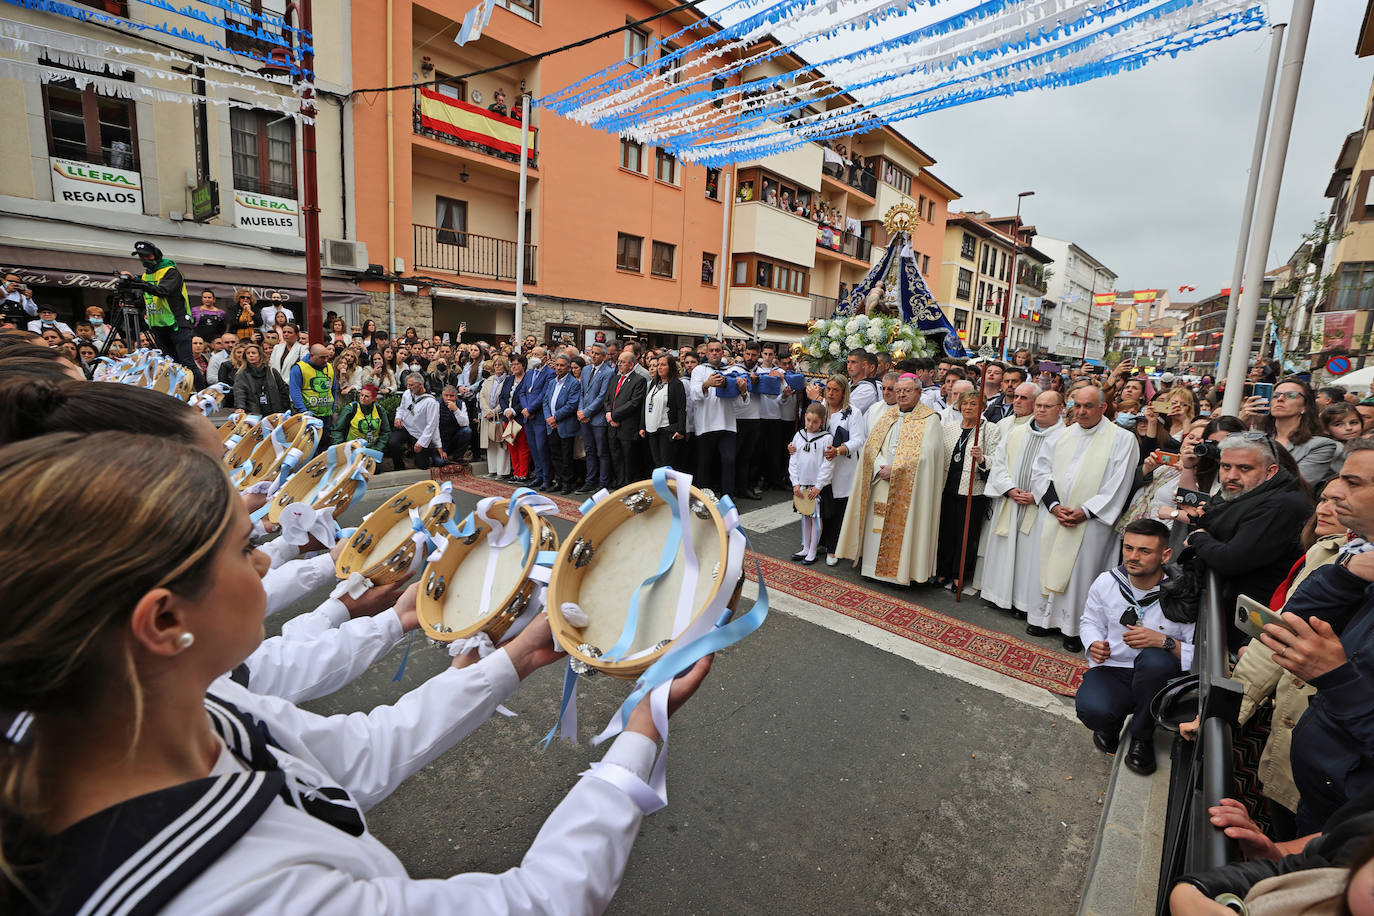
xmin=1083 ymin=265 xmax=1113 ymax=365
xmin=996 ymin=190 xmax=1034 ymax=360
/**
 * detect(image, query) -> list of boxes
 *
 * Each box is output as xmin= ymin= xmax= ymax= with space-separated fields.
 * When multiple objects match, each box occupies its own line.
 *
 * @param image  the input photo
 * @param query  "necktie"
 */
xmin=616 ymin=374 xmax=627 ymax=398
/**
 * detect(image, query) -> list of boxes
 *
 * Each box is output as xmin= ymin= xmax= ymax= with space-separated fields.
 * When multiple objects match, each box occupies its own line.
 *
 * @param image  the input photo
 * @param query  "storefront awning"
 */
xmin=753 ymin=323 xmax=807 ymax=344
xmin=603 ymin=306 xmax=751 ymax=340
xmin=0 ymin=244 xmax=367 ymax=306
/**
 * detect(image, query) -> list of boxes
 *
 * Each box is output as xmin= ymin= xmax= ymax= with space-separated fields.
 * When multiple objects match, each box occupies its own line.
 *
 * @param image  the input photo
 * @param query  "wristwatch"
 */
xmin=1162 ymin=635 xmax=1177 ymax=651
xmin=1169 ymin=509 xmax=1179 ymax=520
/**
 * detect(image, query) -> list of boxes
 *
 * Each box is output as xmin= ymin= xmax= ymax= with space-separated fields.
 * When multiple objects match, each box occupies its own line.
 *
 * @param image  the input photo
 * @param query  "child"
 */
xmin=1322 ymin=400 xmax=1365 ymax=477
xmin=789 ymin=402 xmax=834 ymax=565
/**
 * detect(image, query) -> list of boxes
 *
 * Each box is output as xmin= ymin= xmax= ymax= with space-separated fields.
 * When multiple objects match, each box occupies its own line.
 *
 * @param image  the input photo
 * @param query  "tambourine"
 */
xmin=417 ymin=496 xmax=559 ymax=644
xmin=234 ymin=413 xmax=322 ymax=490
xmin=547 ymin=478 xmax=743 ymax=680
xmin=335 ymin=481 xmax=454 ymax=584
xmin=218 ymin=409 xmax=251 ymax=447
xmin=266 ymin=440 xmax=380 ymax=526
xmin=150 ymin=361 xmax=194 ymax=400
xmin=223 ymin=413 xmax=274 ymax=472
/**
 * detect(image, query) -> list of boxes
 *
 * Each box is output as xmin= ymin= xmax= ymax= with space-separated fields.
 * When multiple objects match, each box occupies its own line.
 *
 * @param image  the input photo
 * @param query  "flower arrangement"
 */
xmin=797 ymin=313 xmax=933 ymax=375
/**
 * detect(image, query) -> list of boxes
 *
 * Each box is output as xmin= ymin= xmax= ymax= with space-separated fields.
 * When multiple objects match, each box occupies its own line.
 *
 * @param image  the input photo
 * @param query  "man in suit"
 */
xmin=518 ymin=347 xmax=553 ymax=487
xmin=606 ymin=348 xmax=647 ymax=488
xmin=576 ymin=343 xmax=614 ymax=494
xmin=542 ymin=354 xmax=583 ymax=494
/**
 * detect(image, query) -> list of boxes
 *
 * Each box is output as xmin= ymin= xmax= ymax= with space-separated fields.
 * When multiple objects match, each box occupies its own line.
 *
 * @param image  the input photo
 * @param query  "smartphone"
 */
xmin=1151 ymin=450 xmax=1180 ymax=467
xmin=442 ymin=332 xmax=451 ymax=345
xmin=1175 ymin=487 xmax=1210 ymax=509
xmin=1235 ymin=594 xmax=1291 ymax=641
xmin=1252 ymin=382 xmax=1273 ymax=414
xmin=459 ymin=321 xmax=468 ymax=334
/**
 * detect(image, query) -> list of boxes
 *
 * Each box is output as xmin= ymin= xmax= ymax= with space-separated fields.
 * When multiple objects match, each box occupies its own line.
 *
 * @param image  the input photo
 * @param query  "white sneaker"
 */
xmin=825 ymin=554 xmax=838 ymax=567
xmin=962 ymin=585 xmax=978 ymax=597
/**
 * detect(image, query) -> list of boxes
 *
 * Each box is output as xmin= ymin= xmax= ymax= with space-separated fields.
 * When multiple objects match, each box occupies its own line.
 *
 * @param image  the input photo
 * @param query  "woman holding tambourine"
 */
xmin=0 ymin=432 xmax=711 ymax=914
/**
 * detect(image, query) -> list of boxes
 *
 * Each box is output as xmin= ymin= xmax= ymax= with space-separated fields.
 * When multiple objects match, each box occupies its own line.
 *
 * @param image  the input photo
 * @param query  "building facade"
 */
xmin=937 ymin=211 xmax=1052 ymax=352
xmin=0 ymin=0 xmax=364 ymax=325
xmin=1035 ymin=236 xmax=1117 ymax=363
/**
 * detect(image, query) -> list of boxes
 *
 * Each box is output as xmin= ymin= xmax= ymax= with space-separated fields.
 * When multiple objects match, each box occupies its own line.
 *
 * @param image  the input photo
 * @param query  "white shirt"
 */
xmin=28 ymin=318 xmax=72 ymax=336
xmin=688 ymin=362 xmax=747 ymax=434
xmin=848 ymin=376 xmax=879 ymax=416
xmin=920 ymin=388 xmax=946 ymax=411
xmin=733 ymin=362 xmax=762 ymax=420
xmin=756 ymin=366 xmax=784 ymax=421
xmin=644 ymin=381 xmax=671 ymax=433
xmin=398 ymin=389 xmax=441 ymax=448
xmin=6 ymin=290 xmax=37 ymax=316
xmin=789 ymin=430 xmax=834 ymax=488
xmin=270 ymin=340 xmax=308 ymax=376
xmin=207 ymin=349 xmax=230 ymax=382
xmin=261 ymin=303 xmax=295 ymax=331
xmin=1079 ymin=569 xmax=1195 ymax=671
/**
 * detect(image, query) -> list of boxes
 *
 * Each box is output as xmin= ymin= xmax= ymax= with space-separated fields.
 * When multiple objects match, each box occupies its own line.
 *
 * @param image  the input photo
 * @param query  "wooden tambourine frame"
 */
xmin=234 ymin=413 xmax=321 ymax=491
xmin=266 ymin=442 xmax=378 ymax=526
xmin=417 ymin=499 xmax=559 ymax=644
xmin=223 ymin=413 xmax=277 ymax=472
xmin=218 ymin=410 xmax=249 ymax=446
xmin=547 ymin=479 xmax=738 ymax=680
xmin=150 ymin=361 xmax=194 ymax=400
xmin=335 ymin=481 xmax=454 ymax=584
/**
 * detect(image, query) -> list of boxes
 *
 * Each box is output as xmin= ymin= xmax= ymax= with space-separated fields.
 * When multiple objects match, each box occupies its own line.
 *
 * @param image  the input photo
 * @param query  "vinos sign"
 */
xmin=234 ymin=190 xmax=300 ymax=235
xmin=49 ymin=157 xmax=144 ymax=213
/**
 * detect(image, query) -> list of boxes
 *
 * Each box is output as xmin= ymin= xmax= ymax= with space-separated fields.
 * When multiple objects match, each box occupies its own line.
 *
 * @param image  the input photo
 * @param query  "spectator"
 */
xmin=488 ymin=87 xmax=510 ymax=117
xmin=934 ymin=390 xmax=1000 ymax=591
xmin=1323 ymin=400 xmax=1365 ymax=478
xmin=541 ymin=354 xmax=582 ymax=494
xmin=361 ymin=351 xmax=395 ymax=397
xmin=438 ymin=384 xmax=472 ymax=462
xmin=205 ymin=332 xmax=237 ymax=384
xmin=75 ymin=341 xmax=98 ymax=379
xmin=1185 ymin=433 xmax=1313 ymax=649
xmin=260 ymin=291 xmax=293 ymax=332
xmin=332 ymin=383 xmax=389 ymax=452
xmin=1076 ymin=519 xmax=1193 ymax=775
xmin=288 ymin=344 xmax=337 ymax=426
xmin=518 ymin=347 xmax=554 ymax=488
xmin=27 ymin=304 xmax=72 ymax=337
xmin=607 ymin=348 xmax=648 ymax=489
xmin=1244 ymin=377 xmax=1339 ymax=487
xmin=1316 ymin=386 xmax=1348 ymax=410
xmin=231 ymin=342 xmax=289 ymax=413
xmin=1143 ymin=387 xmax=1198 ymax=453
xmin=1119 ymin=418 xmax=1209 ymax=531
xmin=502 ymin=354 xmax=533 ymax=483
xmin=189 ymin=335 xmax=210 ymax=389
xmin=230 ymin=289 xmax=256 ymax=338
xmin=333 ymin=349 xmax=363 ymax=405
xmin=1359 ymin=398 xmax=1374 ymax=433
xmin=192 ymin=290 xmax=227 ymax=339
xmin=269 ymin=324 xmax=308 ymax=378
xmin=327 ymin=315 xmax=349 ymax=346
xmin=643 ymin=353 xmax=686 ymax=471
xmin=477 ymin=355 xmax=514 ymax=479
xmin=219 ymin=340 xmax=247 ymax=388
xmin=387 ymin=373 xmax=443 ymax=470
xmin=424 ymin=351 xmax=460 ymax=397
xmin=84 ymin=305 xmax=109 ymax=345
xmin=576 ymin=343 xmax=614 ymax=494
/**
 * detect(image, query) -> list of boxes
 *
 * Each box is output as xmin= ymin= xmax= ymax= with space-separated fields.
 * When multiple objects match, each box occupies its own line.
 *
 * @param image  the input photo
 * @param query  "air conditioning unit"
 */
xmin=323 ymin=238 xmax=369 ymax=272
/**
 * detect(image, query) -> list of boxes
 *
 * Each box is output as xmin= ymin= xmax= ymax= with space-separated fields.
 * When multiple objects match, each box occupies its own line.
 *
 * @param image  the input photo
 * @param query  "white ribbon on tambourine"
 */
xmin=445 ymin=559 xmax=553 ymax=718
xmin=466 ymin=487 xmax=559 ymax=626
xmin=277 ymin=502 xmax=340 ymax=549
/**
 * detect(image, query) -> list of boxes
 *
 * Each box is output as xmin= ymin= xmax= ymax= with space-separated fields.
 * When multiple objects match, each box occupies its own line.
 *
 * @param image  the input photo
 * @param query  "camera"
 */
xmin=1194 ymin=439 xmax=1222 ymax=463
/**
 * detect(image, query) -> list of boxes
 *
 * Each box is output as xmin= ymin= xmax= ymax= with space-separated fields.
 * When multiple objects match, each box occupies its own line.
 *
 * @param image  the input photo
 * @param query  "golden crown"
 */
xmin=882 ymin=201 xmax=921 ymax=236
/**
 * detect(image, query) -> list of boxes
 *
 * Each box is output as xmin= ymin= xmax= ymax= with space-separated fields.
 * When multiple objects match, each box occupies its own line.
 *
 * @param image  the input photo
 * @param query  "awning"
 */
xmin=432 ymin=288 xmax=518 ymax=307
xmin=602 ymin=306 xmax=751 ymax=340
xmin=0 ymin=244 xmax=367 ymax=306
xmin=754 ymin=323 xmax=807 ymax=344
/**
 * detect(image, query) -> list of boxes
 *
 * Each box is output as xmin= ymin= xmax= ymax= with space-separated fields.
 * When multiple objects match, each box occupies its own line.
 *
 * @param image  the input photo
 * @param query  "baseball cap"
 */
xmin=131 ymin=240 xmax=163 ymax=260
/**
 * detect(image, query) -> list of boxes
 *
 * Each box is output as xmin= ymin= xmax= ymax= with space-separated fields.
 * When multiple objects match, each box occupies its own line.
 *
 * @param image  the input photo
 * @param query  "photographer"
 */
xmin=117 ymin=241 xmax=195 ymax=368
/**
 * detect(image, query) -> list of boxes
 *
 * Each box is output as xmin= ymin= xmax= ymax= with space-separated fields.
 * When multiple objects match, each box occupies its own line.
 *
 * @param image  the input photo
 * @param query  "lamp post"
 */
xmin=1083 ymin=266 xmax=1113 ymax=365
xmin=996 ymin=190 xmax=1034 ymax=361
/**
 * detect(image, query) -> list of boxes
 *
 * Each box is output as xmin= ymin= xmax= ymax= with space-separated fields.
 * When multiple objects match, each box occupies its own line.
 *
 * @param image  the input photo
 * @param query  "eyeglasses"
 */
xmin=1273 ymin=391 xmax=1304 ymax=400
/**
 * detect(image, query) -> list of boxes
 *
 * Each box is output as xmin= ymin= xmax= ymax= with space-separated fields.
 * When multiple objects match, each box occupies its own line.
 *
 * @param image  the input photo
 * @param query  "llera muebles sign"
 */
xmin=49 ymin=157 xmax=143 ymax=212
xmin=234 ymin=189 xmax=300 ymax=235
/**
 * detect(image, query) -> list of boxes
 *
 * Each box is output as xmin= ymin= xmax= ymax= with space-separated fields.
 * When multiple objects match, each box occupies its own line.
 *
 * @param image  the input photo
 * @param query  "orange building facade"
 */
xmin=350 ymin=0 xmax=959 ymax=347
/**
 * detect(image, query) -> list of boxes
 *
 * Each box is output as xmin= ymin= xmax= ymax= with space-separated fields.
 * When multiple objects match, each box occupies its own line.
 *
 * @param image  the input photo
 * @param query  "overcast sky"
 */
xmin=895 ymin=1 xmax=1373 ymax=298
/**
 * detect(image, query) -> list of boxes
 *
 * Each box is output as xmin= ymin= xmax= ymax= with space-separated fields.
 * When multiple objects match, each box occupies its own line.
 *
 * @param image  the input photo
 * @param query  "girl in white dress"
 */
xmin=789 ymin=403 xmax=834 ymax=565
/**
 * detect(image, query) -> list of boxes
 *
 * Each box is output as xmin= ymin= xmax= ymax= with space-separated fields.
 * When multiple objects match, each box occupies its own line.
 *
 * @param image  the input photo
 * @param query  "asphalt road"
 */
xmin=277 ymin=478 xmax=1111 ymax=915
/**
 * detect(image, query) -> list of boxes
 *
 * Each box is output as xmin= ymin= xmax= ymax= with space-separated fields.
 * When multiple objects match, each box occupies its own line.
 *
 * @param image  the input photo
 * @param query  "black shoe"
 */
xmin=1125 ymin=738 xmax=1156 ymax=775
xmin=528 ymin=479 xmax=544 ymax=490
xmin=742 ymin=489 xmax=762 ymax=500
xmin=560 ymin=486 xmax=576 ymax=496
xmin=1062 ymin=636 xmax=1084 ymax=654
xmin=513 ymin=475 xmax=529 ymax=483
xmin=1092 ymin=728 xmax=1120 ymax=756
xmin=1011 ymin=609 xmax=1028 ymax=621
xmin=1025 ymin=624 xmax=1053 ymax=638
xmin=790 ymin=552 xmax=806 ymax=561
xmin=575 ymin=486 xmax=595 ymax=495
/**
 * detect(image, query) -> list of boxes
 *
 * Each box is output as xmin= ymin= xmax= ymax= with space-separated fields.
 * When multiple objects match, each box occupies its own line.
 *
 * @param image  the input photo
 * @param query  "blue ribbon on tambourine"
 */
xmin=784 ymin=372 xmax=807 ymax=392
xmin=711 ymin=366 xmax=749 ymax=398
xmin=749 ymin=371 xmax=783 ymax=396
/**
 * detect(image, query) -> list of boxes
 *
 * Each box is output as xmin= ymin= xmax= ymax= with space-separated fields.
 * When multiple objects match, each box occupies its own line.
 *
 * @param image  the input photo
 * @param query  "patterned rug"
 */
xmin=437 ymin=471 xmax=1086 ymax=696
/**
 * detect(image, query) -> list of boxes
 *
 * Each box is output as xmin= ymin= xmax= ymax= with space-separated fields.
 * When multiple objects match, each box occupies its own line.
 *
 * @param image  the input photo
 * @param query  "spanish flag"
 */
xmin=418 ymin=89 xmax=537 ymax=157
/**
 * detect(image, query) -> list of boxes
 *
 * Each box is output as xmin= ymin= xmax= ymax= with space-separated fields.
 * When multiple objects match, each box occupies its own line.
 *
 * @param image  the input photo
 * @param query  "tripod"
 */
xmin=98 ymin=301 xmax=153 ymax=359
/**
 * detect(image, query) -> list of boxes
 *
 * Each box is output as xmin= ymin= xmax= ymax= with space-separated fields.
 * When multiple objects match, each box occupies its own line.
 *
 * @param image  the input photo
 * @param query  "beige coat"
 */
xmin=1234 ymin=534 xmax=1344 ymax=813
xmin=939 ymin=417 xmax=1000 ymax=497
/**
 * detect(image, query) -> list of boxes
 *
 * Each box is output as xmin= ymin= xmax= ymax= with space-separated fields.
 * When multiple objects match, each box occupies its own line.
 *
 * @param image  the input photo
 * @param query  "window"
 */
xmin=651 ymin=241 xmax=675 ymax=278
xmin=977 ymin=281 xmax=986 ymax=309
xmin=702 ymin=252 xmax=716 ymax=285
xmin=226 ymin=0 xmax=286 ymax=55
xmin=927 ymin=201 xmax=935 ymax=221
xmin=655 ymin=148 xmax=677 ymax=184
xmin=960 ymin=233 xmax=976 ymax=260
xmin=434 ymin=73 xmax=465 ymax=101
xmin=1333 ymin=262 xmax=1374 ymax=311
xmin=731 ymin=254 xmax=808 ymax=294
xmin=979 ymin=244 xmax=989 ymax=274
xmin=1356 ymin=170 xmax=1374 ymax=221
xmin=498 ymin=0 xmax=538 ymax=21
xmin=734 ymin=259 xmax=747 ymax=285
xmin=230 ymin=108 xmax=296 ymax=198
xmin=616 ymin=233 xmax=642 ymax=272
xmin=956 ymin=267 xmax=972 ymax=300
xmin=436 ymin=196 xmax=466 ymax=247
xmin=705 ymin=167 xmax=721 ymax=200
xmin=72 ymin=0 xmax=126 ymax=13
xmin=659 ymin=43 xmax=680 ymax=83
xmin=879 ymin=158 xmax=912 ymax=194
xmin=922 ymin=254 xmax=931 ymax=274
xmin=999 ymin=251 xmax=1008 ymax=281
xmin=43 ymin=77 xmax=138 ymax=169
xmin=620 ymin=138 xmax=643 ymax=172
xmin=624 ymin=23 xmax=649 ymax=68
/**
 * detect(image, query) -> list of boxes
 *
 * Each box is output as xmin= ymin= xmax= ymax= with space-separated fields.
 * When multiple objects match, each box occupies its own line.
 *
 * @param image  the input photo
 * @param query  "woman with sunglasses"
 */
xmin=231 ymin=289 xmax=257 ymax=339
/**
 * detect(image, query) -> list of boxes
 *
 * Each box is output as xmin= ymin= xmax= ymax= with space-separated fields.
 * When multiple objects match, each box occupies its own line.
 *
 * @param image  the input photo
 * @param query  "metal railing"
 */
xmin=413 ymin=224 xmax=537 ymax=284
xmin=1154 ymin=570 xmax=1243 ymax=914
xmin=816 ymin=228 xmax=873 ymax=262
xmin=821 ymin=159 xmax=878 ymax=197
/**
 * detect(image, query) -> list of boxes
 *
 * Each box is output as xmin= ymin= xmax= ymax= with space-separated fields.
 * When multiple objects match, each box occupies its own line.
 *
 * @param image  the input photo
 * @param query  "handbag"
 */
xmin=501 ymin=420 xmax=522 ymax=445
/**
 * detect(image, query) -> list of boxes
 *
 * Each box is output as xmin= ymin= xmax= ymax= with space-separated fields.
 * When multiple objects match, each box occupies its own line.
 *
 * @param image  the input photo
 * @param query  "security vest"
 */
xmin=140 ymin=261 xmax=192 ymax=329
xmin=347 ymin=401 xmax=383 ymax=443
xmin=295 ymin=360 xmax=335 ymax=417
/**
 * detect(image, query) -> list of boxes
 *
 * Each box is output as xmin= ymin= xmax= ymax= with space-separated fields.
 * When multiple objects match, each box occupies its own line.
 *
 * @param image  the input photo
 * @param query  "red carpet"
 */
xmin=437 ymin=471 xmax=1086 ymax=696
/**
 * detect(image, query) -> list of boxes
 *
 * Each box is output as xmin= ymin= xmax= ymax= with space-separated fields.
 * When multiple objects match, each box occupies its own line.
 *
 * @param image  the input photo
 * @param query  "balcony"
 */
xmin=811 ymin=293 xmax=840 ymax=320
xmin=1017 ymin=263 xmax=1049 ymax=296
xmin=820 ymin=159 xmax=877 ymax=199
xmin=413 ymin=224 xmax=536 ymax=283
xmin=816 ymin=227 xmax=872 ymax=264
xmin=413 ymin=89 xmax=540 ymax=170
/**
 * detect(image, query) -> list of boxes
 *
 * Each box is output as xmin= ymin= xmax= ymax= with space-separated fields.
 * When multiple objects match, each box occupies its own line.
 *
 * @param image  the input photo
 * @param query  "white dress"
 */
xmin=978 ymin=417 xmax=1053 ymax=611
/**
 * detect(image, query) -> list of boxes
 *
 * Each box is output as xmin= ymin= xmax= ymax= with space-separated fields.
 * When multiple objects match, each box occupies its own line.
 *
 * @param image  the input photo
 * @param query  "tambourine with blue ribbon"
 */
xmin=232 ymin=413 xmax=322 ymax=491
xmin=265 ymin=439 xmax=381 ymax=527
xmin=334 ymin=480 xmax=454 ymax=585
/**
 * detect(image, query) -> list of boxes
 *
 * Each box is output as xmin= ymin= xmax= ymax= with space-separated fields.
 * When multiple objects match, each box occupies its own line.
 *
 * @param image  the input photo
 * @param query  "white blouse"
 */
xmin=644 ymin=382 xmax=671 ymax=433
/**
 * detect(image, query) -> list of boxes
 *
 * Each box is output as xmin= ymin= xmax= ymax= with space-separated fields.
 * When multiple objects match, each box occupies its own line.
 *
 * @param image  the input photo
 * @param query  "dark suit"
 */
xmin=606 ymin=370 xmax=646 ymax=488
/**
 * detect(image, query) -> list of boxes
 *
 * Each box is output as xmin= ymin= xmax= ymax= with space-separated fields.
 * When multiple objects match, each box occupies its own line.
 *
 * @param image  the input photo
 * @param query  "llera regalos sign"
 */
xmin=234 ymin=189 xmax=300 ymax=235
xmin=49 ymin=157 xmax=143 ymax=212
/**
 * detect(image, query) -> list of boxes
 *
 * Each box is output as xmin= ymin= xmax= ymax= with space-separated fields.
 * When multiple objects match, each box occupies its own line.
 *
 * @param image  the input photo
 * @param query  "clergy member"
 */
xmin=865 ymin=370 xmax=900 ymax=431
xmin=1028 ymin=385 xmax=1138 ymax=653
xmin=835 ymin=374 xmax=945 ymax=585
xmin=978 ymin=388 xmax=1063 ymax=619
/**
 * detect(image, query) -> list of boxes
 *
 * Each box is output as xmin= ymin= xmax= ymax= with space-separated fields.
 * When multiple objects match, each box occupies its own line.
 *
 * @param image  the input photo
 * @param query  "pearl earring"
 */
xmin=176 ymin=632 xmax=195 ymax=650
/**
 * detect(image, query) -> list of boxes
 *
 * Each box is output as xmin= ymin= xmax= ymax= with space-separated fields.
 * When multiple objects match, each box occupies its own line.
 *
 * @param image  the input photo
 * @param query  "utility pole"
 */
xmin=514 ymin=93 xmax=531 ymax=344
xmin=996 ymin=191 xmax=1034 ymax=361
xmin=283 ymin=0 xmax=322 ymax=344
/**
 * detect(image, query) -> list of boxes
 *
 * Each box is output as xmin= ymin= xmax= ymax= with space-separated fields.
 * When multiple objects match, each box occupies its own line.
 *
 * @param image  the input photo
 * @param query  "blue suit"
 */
xmin=519 ymin=364 xmax=553 ymax=482
xmin=578 ymin=361 xmax=615 ymax=489
xmin=543 ymin=374 xmax=583 ymax=438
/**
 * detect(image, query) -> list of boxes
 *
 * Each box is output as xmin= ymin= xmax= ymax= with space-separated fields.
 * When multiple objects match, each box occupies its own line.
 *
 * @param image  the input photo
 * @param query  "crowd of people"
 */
xmin=16 ymin=253 xmax=1374 ymax=911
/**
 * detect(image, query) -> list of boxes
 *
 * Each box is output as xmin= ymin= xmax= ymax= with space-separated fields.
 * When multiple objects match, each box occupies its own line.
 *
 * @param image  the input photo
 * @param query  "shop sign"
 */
xmin=234 ymin=189 xmax=299 ymax=235
xmin=192 ymin=180 xmax=220 ymax=222
xmin=49 ymin=157 xmax=143 ymax=212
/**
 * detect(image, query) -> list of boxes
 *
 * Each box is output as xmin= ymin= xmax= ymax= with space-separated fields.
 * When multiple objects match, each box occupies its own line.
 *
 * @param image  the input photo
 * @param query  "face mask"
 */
xmin=89 ymin=317 xmax=103 ymax=326
xmin=528 ymin=357 xmax=542 ymax=370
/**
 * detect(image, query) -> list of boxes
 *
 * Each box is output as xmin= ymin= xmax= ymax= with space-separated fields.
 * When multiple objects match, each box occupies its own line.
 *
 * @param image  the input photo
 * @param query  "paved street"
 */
xmin=279 ymin=477 xmax=1112 ymax=915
